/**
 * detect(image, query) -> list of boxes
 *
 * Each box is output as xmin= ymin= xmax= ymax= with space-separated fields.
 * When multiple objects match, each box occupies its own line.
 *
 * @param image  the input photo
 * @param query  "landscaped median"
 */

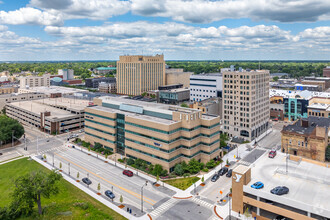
xmin=163 ymin=176 xmax=200 ymax=190
xmin=0 ymin=158 xmax=127 ymax=220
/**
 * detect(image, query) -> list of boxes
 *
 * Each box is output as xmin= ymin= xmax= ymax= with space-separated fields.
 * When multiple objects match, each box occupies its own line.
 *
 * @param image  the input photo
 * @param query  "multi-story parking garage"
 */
xmin=6 ymin=98 xmax=89 ymax=134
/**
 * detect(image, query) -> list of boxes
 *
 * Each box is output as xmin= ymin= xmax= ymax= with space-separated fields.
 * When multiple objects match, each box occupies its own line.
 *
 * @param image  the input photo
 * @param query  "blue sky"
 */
xmin=0 ymin=0 xmax=330 ymax=61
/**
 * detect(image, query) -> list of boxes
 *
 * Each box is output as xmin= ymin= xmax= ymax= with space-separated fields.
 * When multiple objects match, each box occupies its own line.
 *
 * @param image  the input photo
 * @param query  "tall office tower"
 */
xmin=58 ymin=69 xmax=74 ymax=80
xmin=222 ymin=69 xmax=270 ymax=141
xmin=117 ymin=55 xmax=165 ymax=96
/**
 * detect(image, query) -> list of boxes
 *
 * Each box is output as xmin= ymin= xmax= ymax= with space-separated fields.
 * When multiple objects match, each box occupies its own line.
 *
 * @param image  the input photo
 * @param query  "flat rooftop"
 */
xmin=34 ymin=97 xmax=90 ymax=111
xmin=308 ymin=103 xmax=330 ymax=110
xmin=244 ymin=152 xmax=330 ymax=218
xmin=9 ymin=100 xmax=81 ymax=120
xmin=19 ymin=86 xmax=87 ymax=95
xmin=269 ymin=89 xmax=330 ymax=99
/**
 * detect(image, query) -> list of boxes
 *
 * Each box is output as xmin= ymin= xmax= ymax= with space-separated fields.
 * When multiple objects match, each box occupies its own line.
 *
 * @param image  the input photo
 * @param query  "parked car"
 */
xmin=211 ymin=174 xmax=220 ymax=182
xmin=271 ymin=186 xmax=289 ymax=195
xmin=105 ymin=190 xmax=115 ymax=199
xmin=275 ymin=215 xmax=288 ymax=220
xmin=82 ymin=177 xmax=92 ymax=185
xmin=123 ymin=170 xmax=133 ymax=177
xmin=218 ymin=167 xmax=228 ymax=176
xmin=251 ymin=181 xmax=264 ymax=189
xmin=269 ymin=149 xmax=277 ymax=158
xmin=226 ymin=169 xmax=233 ymax=178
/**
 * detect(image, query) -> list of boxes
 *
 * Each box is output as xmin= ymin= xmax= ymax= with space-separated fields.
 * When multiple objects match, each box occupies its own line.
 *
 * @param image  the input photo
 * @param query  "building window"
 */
xmin=298 ymin=141 xmax=300 ymax=146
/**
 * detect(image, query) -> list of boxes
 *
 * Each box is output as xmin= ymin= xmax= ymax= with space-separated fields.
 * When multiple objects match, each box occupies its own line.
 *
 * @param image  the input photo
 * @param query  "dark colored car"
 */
xmin=0 ymin=152 xmax=2 ymax=156
xmin=218 ymin=167 xmax=228 ymax=176
xmin=105 ymin=190 xmax=115 ymax=199
xmin=271 ymin=186 xmax=289 ymax=195
xmin=275 ymin=215 xmax=289 ymax=220
xmin=123 ymin=170 xmax=133 ymax=177
xmin=269 ymin=149 xmax=277 ymax=158
xmin=211 ymin=174 xmax=220 ymax=182
xmin=226 ymin=169 xmax=233 ymax=178
xmin=82 ymin=177 xmax=92 ymax=185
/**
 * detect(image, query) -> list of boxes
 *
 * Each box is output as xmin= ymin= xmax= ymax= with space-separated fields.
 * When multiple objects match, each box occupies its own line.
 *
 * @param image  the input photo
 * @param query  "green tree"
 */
xmin=120 ymin=195 xmax=123 ymax=204
xmin=153 ymin=164 xmax=164 ymax=176
xmin=12 ymin=170 xmax=62 ymax=215
xmin=201 ymin=176 xmax=204 ymax=183
xmin=97 ymin=183 xmax=101 ymax=192
xmin=180 ymin=103 xmax=189 ymax=108
xmin=0 ymin=115 xmax=24 ymax=144
xmin=206 ymin=160 xmax=216 ymax=169
xmin=141 ymin=92 xmax=147 ymax=97
xmin=59 ymin=162 xmax=62 ymax=169
xmin=77 ymin=172 xmax=80 ymax=179
xmin=174 ymin=164 xmax=184 ymax=176
xmin=273 ymin=76 xmax=279 ymax=81
xmin=220 ymin=133 xmax=229 ymax=148
xmin=326 ymin=145 xmax=330 ymax=161
xmin=188 ymin=159 xmax=201 ymax=174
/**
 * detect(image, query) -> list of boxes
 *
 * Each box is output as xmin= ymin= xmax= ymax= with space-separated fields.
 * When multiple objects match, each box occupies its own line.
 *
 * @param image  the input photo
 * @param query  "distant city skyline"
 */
xmin=0 ymin=0 xmax=330 ymax=61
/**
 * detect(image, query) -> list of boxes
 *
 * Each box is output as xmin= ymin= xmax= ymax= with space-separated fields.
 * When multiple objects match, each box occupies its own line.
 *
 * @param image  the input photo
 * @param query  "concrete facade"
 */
xmin=159 ymin=88 xmax=190 ymax=104
xmin=0 ymin=92 xmax=46 ymax=110
xmin=19 ymin=74 xmax=50 ymax=88
xmin=0 ymin=86 xmax=15 ymax=94
xmin=307 ymin=97 xmax=330 ymax=118
xmin=84 ymin=96 xmax=221 ymax=172
xmin=117 ymin=55 xmax=165 ymax=96
xmin=190 ymin=73 xmax=222 ymax=102
xmin=6 ymin=98 xmax=88 ymax=134
xmin=85 ymin=77 xmax=116 ymax=88
xmin=222 ymin=69 xmax=270 ymax=141
xmin=58 ymin=69 xmax=74 ymax=80
xmin=165 ymin=68 xmax=193 ymax=88
xmin=191 ymin=97 xmax=222 ymax=118
xmin=98 ymin=82 xmax=117 ymax=94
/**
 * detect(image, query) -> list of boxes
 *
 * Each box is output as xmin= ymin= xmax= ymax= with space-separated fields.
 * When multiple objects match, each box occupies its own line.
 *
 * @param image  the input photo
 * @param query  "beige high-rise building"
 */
xmin=117 ymin=55 xmax=165 ymax=96
xmin=222 ymin=69 xmax=270 ymax=141
xmin=19 ymin=74 xmax=50 ymax=88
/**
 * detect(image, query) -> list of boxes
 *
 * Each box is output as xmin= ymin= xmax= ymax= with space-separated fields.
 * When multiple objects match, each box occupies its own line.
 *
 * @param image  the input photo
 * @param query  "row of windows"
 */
xmin=190 ymin=83 xmax=216 ymax=87
xmin=190 ymin=89 xmax=216 ymax=93
xmin=85 ymin=112 xmax=115 ymax=121
xmin=126 ymin=145 xmax=219 ymax=162
xmin=85 ymin=119 xmax=116 ymax=128
xmin=126 ymin=122 xmax=219 ymax=134
xmin=85 ymin=125 xmax=116 ymax=136
xmin=85 ymin=132 xmax=116 ymax=144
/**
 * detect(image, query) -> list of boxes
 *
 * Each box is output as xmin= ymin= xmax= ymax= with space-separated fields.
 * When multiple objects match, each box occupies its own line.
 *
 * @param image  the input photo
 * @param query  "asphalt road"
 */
xmin=47 ymin=148 xmax=171 ymax=214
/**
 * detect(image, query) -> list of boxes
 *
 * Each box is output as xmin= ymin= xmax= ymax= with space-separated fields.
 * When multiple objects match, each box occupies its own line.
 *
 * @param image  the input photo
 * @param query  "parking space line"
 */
xmin=54 ymin=152 xmax=156 ymax=205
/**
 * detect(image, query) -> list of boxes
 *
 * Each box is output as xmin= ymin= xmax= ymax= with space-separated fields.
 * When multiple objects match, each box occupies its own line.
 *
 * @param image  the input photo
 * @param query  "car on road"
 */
xmin=123 ymin=170 xmax=133 ymax=177
xmin=271 ymin=186 xmax=289 ymax=195
xmin=269 ymin=149 xmax=277 ymax=158
xmin=0 ymin=152 xmax=2 ymax=156
xmin=211 ymin=174 xmax=220 ymax=182
xmin=226 ymin=169 xmax=233 ymax=177
xmin=82 ymin=177 xmax=92 ymax=185
xmin=251 ymin=181 xmax=264 ymax=189
xmin=105 ymin=190 xmax=115 ymax=199
xmin=218 ymin=167 xmax=228 ymax=176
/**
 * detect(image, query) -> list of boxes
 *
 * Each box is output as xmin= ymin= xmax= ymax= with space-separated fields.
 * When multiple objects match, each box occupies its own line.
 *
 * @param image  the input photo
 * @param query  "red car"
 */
xmin=123 ymin=170 xmax=133 ymax=177
xmin=269 ymin=149 xmax=277 ymax=158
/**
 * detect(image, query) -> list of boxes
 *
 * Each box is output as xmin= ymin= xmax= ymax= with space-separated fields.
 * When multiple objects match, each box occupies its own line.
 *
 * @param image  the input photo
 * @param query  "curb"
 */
xmin=172 ymin=196 xmax=193 ymax=200
xmin=214 ymin=205 xmax=223 ymax=219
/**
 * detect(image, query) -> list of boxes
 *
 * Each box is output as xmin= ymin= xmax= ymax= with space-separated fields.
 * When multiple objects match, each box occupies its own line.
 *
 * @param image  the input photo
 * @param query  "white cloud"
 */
xmin=30 ymin=0 xmax=130 ymax=21
xmin=0 ymin=7 xmax=63 ymax=26
xmin=131 ymin=0 xmax=330 ymax=23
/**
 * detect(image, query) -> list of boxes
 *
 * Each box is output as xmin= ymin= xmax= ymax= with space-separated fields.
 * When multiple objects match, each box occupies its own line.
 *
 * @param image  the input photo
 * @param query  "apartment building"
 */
xmin=98 ymin=82 xmax=117 ymax=94
xmin=222 ymin=69 xmax=270 ymax=141
xmin=281 ymin=117 xmax=330 ymax=162
xmin=117 ymin=55 xmax=165 ymax=96
xmin=85 ymin=77 xmax=116 ymax=88
xmin=189 ymin=73 xmax=223 ymax=102
xmin=6 ymin=98 xmax=88 ymax=134
xmin=20 ymin=74 xmax=50 ymax=88
xmin=0 ymin=86 xmax=15 ymax=94
xmin=84 ymin=96 xmax=221 ymax=172
xmin=307 ymin=96 xmax=330 ymax=118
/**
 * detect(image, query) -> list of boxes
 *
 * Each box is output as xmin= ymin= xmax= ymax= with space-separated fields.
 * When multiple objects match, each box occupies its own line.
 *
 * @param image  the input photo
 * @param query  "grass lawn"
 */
xmin=0 ymin=158 xmax=126 ymax=220
xmin=164 ymin=176 xmax=200 ymax=190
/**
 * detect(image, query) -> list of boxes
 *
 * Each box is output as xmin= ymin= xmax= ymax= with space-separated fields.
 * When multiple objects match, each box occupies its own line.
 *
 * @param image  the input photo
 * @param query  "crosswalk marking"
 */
xmin=149 ymin=198 xmax=178 ymax=218
xmin=191 ymin=197 xmax=214 ymax=209
xmin=208 ymin=216 xmax=220 ymax=220
xmin=238 ymin=160 xmax=251 ymax=166
xmin=30 ymin=145 xmax=68 ymax=157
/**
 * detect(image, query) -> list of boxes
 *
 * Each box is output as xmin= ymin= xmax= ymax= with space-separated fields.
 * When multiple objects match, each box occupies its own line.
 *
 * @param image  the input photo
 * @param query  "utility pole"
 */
xmin=68 ymin=163 xmax=70 ymax=176
xmin=12 ymin=130 xmax=14 ymax=148
xmin=141 ymin=181 xmax=148 ymax=213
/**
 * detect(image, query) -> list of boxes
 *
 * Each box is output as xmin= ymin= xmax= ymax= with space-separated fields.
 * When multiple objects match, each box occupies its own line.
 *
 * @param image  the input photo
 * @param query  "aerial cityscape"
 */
xmin=0 ymin=1 xmax=329 ymax=220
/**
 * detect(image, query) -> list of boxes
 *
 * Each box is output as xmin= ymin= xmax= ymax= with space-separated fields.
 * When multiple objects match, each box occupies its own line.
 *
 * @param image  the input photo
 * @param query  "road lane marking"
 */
xmin=54 ymin=152 xmax=156 ymax=205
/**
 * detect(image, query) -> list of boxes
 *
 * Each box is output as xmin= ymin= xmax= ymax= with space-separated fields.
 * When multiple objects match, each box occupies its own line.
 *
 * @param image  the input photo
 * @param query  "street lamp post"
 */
xmin=115 ymin=154 xmax=117 ymax=166
xmin=140 ymin=181 xmax=148 ymax=213
xmin=68 ymin=163 xmax=70 ymax=176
